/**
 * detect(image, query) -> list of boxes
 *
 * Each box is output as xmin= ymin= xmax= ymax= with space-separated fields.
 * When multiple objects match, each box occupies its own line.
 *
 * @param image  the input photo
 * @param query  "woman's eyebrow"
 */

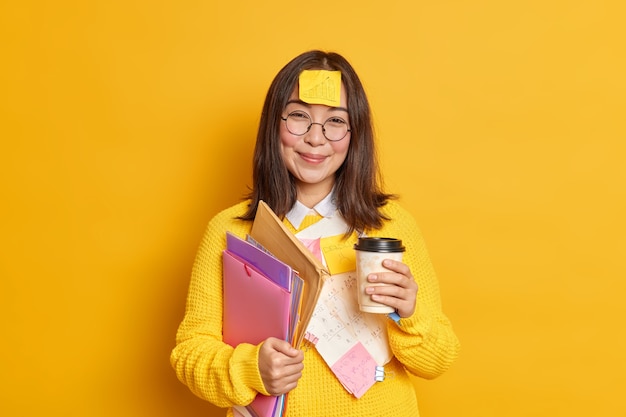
xmin=286 ymin=99 xmax=309 ymax=107
xmin=285 ymin=99 xmax=349 ymax=113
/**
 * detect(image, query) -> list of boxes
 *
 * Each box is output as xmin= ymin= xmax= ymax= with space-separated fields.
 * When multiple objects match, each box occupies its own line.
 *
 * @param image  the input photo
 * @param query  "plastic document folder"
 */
xmin=221 ymin=250 xmax=288 ymax=417
xmin=222 ymin=250 xmax=292 ymax=346
xmin=224 ymin=232 xmax=303 ymax=345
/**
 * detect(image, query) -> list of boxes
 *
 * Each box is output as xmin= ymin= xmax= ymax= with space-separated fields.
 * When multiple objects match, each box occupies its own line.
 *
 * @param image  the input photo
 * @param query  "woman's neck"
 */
xmin=295 ymin=180 xmax=334 ymax=208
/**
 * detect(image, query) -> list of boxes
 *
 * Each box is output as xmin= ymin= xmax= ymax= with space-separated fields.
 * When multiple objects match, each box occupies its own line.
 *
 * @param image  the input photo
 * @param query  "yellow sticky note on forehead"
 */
xmin=299 ymin=70 xmax=342 ymax=106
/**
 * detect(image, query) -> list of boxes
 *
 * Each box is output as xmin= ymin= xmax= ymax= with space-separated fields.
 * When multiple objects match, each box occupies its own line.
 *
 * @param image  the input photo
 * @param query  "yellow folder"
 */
xmin=250 ymin=201 xmax=329 ymax=348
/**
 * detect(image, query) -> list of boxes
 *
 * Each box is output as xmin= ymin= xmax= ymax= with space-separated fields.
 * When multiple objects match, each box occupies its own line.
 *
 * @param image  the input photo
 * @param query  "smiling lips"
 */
xmin=298 ymin=152 xmax=328 ymax=164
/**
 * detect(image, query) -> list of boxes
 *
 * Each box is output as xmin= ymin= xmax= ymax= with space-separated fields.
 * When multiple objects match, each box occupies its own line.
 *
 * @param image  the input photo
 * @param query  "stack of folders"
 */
xmin=223 ymin=232 xmax=304 ymax=347
xmin=223 ymin=232 xmax=303 ymax=417
xmin=222 ymin=201 xmax=330 ymax=417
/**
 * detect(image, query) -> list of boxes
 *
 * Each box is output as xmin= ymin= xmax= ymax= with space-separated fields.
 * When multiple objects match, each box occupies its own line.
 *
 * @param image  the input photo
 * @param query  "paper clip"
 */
xmin=375 ymin=366 xmax=395 ymax=383
xmin=375 ymin=366 xmax=385 ymax=382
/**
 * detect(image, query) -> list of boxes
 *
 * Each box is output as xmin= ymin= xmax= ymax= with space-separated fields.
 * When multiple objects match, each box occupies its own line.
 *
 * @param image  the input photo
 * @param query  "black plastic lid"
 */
xmin=354 ymin=237 xmax=405 ymax=252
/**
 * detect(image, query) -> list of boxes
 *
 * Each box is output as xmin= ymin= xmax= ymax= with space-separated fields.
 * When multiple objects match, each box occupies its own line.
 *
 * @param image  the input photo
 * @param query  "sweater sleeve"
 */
xmin=372 ymin=202 xmax=460 ymax=379
xmin=170 ymin=203 xmax=271 ymax=407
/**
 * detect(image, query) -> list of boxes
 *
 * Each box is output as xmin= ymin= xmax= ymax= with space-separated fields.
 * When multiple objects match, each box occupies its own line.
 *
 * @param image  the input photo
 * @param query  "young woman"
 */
xmin=171 ymin=50 xmax=460 ymax=417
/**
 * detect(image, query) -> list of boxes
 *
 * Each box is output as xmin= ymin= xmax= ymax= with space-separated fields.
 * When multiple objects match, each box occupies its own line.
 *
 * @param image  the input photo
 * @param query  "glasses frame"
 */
xmin=280 ymin=111 xmax=351 ymax=142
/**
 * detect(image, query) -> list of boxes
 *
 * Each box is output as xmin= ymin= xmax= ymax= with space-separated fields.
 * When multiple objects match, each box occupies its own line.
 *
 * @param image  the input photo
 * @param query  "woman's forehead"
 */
xmin=298 ymin=70 xmax=342 ymax=107
xmin=287 ymin=82 xmax=348 ymax=110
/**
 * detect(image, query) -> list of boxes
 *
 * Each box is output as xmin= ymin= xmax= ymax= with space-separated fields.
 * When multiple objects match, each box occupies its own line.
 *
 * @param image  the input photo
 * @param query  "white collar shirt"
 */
xmin=285 ymin=190 xmax=338 ymax=230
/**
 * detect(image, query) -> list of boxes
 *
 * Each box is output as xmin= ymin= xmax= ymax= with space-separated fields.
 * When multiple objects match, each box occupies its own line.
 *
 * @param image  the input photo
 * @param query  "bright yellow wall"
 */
xmin=2 ymin=1 xmax=625 ymax=416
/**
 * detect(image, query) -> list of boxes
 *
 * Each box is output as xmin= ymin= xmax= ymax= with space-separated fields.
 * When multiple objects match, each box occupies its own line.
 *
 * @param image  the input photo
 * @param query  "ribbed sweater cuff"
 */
xmin=392 ymin=307 xmax=432 ymax=340
xmin=231 ymin=342 xmax=270 ymax=396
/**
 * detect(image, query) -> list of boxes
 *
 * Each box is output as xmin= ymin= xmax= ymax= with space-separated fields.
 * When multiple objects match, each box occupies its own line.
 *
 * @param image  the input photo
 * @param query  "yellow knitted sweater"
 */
xmin=171 ymin=200 xmax=460 ymax=417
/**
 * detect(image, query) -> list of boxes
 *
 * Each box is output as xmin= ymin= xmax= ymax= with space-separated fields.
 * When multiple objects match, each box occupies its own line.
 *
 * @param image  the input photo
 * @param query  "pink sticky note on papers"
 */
xmin=299 ymin=238 xmax=322 ymax=263
xmin=330 ymin=342 xmax=378 ymax=399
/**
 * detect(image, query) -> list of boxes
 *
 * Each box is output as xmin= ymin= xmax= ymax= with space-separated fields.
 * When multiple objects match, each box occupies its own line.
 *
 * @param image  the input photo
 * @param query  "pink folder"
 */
xmin=226 ymin=232 xmax=293 ymax=292
xmin=222 ymin=250 xmax=292 ymax=417
xmin=222 ymin=250 xmax=291 ymax=344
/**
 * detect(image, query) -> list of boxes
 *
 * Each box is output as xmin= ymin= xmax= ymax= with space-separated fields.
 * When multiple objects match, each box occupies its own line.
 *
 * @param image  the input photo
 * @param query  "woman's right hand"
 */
xmin=258 ymin=337 xmax=304 ymax=396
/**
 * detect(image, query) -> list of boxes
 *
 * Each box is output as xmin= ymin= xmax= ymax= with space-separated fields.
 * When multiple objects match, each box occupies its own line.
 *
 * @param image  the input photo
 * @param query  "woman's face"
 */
xmin=279 ymin=84 xmax=351 ymax=201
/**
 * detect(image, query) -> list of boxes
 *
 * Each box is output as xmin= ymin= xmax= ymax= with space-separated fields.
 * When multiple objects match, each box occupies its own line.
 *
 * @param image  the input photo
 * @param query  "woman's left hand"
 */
xmin=365 ymin=259 xmax=418 ymax=318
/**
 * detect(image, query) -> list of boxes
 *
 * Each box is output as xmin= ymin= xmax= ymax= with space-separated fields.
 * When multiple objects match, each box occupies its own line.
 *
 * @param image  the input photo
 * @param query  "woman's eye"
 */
xmin=327 ymin=117 xmax=347 ymax=125
xmin=290 ymin=111 xmax=310 ymax=120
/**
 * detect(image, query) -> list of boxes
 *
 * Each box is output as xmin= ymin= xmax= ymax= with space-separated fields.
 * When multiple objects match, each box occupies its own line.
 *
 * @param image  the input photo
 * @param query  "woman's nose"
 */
xmin=304 ymin=122 xmax=327 ymax=145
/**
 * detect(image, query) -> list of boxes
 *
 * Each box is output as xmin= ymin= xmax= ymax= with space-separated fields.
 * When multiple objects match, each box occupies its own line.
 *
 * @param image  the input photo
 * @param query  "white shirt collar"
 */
xmin=285 ymin=190 xmax=338 ymax=230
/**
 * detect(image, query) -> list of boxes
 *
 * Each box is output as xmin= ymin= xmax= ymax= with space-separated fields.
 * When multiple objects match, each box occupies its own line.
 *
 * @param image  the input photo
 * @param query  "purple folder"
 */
xmin=226 ymin=232 xmax=293 ymax=291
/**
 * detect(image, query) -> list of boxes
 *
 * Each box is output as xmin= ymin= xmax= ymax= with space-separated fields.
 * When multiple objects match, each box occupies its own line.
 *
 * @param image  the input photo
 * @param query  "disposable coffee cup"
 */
xmin=354 ymin=237 xmax=406 ymax=314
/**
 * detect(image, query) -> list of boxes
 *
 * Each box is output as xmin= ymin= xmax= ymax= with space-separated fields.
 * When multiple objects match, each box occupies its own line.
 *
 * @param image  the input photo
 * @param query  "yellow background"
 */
xmin=1 ymin=1 xmax=625 ymax=416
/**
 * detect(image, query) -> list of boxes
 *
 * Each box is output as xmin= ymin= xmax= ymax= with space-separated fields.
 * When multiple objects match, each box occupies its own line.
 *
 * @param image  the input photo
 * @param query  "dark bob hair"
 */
xmin=240 ymin=50 xmax=395 ymax=235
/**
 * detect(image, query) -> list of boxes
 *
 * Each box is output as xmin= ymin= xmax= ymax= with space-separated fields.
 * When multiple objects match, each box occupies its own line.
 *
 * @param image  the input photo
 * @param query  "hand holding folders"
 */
xmin=222 ymin=201 xmax=329 ymax=417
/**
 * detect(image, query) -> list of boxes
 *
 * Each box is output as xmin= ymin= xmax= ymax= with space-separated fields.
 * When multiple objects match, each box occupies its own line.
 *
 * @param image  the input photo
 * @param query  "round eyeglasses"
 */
xmin=281 ymin=110 xmax=351 ymax=142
